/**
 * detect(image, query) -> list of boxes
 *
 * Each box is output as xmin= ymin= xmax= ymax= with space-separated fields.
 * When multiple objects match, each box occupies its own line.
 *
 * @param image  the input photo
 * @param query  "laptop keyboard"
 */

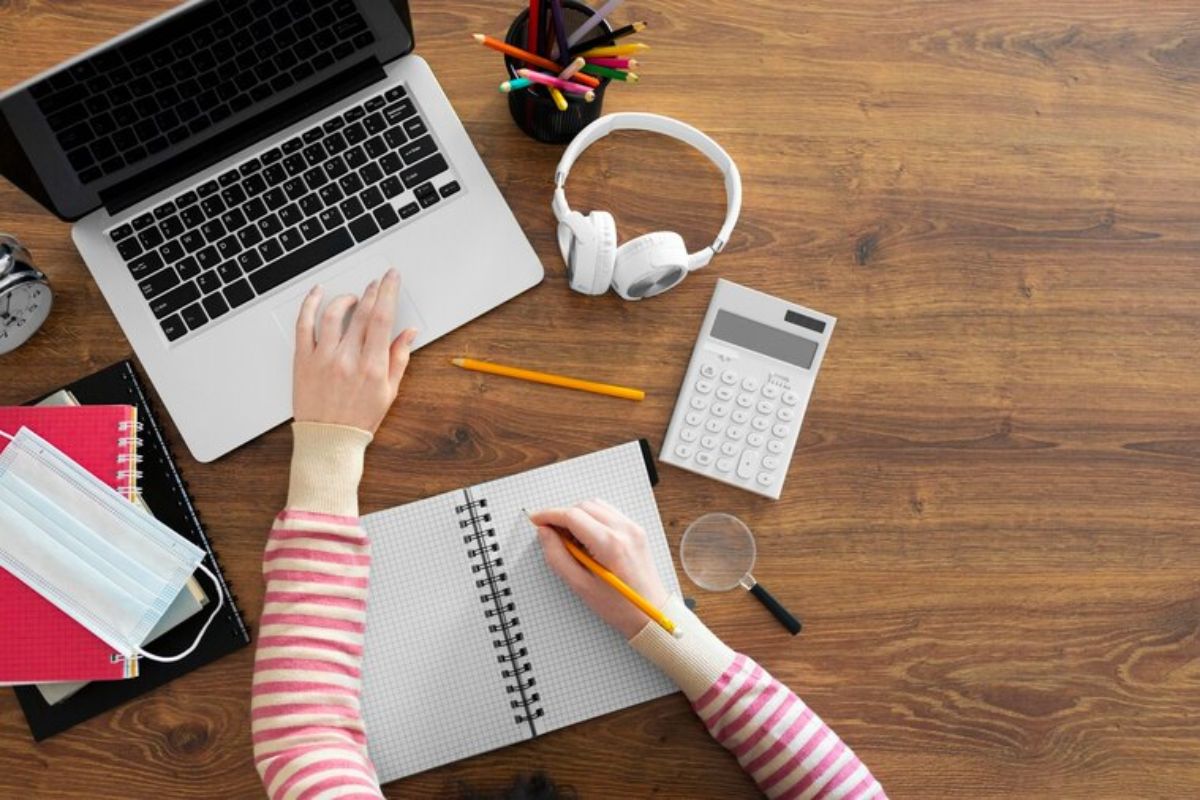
xmin=106 ymin=85 xmax=462 ymax=343
xmin=31 ymin=0 xmax=375 ymax=185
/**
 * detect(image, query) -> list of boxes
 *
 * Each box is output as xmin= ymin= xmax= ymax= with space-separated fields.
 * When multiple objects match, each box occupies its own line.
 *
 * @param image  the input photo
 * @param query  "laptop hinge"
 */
xmin=100 ymin=58 xmax=386 ymax=217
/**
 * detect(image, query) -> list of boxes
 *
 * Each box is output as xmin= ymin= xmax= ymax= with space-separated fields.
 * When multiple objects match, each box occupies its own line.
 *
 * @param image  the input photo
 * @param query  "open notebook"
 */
xmin=361 ymin=440 xmax=681 ymax=783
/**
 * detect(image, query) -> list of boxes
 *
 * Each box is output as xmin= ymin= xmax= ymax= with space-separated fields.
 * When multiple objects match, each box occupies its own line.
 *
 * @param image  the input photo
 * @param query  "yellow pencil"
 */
xmin=548 ymin=86 xmax=569 ymax=111
xmin=578 ymin=43 xmax=650 ymax=58
xmin=451 ymin=357 xmax=645 ymax=401
xmin=524 ymin=510 xmax=681 ymax=638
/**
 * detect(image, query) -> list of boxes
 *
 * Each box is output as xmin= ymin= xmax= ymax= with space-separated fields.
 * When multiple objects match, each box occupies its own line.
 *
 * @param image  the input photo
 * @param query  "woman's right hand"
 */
xmin=529 ymin=500 xmax=670 ymax=639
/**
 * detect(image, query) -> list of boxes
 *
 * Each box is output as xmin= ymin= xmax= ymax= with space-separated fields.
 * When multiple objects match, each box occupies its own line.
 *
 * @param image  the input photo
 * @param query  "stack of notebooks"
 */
xmin=0 ymin=361 xmax=250 ymax=740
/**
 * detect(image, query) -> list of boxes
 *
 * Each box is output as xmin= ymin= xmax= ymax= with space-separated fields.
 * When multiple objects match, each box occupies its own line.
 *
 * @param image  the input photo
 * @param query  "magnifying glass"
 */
xmin=680 ymin=513 xmax=802 ymax=636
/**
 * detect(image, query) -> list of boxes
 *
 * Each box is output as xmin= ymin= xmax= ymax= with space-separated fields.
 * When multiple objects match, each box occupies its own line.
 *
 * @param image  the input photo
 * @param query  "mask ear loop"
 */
xmin=136 ymin=561 xmax=225 ymax=663
xmin=0 ymin=429 xmax=14 ymax=442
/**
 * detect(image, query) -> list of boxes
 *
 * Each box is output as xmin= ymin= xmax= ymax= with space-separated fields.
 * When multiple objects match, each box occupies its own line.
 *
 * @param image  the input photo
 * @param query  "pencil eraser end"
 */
xmin=671 ymin=627 xmax=684 ymax=640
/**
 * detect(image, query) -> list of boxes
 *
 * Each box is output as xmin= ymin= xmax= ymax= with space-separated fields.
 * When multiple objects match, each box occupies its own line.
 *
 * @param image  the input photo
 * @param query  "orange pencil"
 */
xmin=472 ymin=34 xmax=600 ymax=88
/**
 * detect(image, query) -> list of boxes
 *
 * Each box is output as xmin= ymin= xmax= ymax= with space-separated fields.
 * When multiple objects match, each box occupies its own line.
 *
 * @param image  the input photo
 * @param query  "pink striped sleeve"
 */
xmin=251 ymin=509 xmax=383 ymax=800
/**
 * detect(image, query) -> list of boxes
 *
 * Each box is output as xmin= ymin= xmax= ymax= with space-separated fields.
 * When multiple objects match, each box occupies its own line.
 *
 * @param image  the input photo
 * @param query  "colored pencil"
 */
xmin=581 ymin=64 xmax=638 ymax=82
xmin=472 ymin=34 xmax=601 ymax=88
xmin=518 ymin=68 xmax=595 ymax=99
xmin=523 ymin=510 xmax=680 ymax=638
xmin=584 ymin=56 xmax=637 ymax=69
xmin=452 ymin=357 xmax=644 ymax=400
xmin=568 ymin=21 xmax=645 ymax=56
xmin=548 ymin=86 xmax=569 ymax=111
xmin=578 ymin=42 xmax=649 ymax=57
xmin=528 ymin=0 xmax=540 ymax=58
xmin=500 ymin=77 xmax=534 ymax=93
xmin=566 ymin=0 xmax=625 ymax=47
xmin=558 ymin=56 xmax=586 ymax=81
xmin=547 ymin=0 xmax=571 ymax=64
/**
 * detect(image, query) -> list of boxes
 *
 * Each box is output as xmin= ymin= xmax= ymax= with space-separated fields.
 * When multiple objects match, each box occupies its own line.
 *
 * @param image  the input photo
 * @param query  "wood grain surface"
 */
xmin=2 ymin=1 xmax=1199 ymax=797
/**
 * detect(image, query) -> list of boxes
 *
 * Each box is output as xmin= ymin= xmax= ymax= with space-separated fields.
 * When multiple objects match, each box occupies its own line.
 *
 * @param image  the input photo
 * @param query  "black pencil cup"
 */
xmin=503 ymin=0 xmax=613 ymax=144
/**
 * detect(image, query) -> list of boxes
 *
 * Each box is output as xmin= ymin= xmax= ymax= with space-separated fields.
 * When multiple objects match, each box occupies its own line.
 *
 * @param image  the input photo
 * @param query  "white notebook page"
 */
xmin=359 ymin=441 xmax=680 ymax=783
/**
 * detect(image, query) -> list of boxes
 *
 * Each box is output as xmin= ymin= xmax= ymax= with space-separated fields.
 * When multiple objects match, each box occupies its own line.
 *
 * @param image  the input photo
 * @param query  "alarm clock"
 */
xmin=0 ymin=234 xmax=53 ymax=356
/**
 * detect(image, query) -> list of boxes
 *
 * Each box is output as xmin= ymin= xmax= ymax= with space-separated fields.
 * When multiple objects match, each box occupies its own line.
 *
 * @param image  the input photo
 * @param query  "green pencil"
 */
xmin=580 ymin=63 xmax=639 ymax=83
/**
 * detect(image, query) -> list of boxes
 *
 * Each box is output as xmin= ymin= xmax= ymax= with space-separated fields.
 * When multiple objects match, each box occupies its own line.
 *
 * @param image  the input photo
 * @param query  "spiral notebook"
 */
xmin=360 ymin=440 xmax=681 ymax=783
xmin=11 ymin=360 xmax=251 ymax=741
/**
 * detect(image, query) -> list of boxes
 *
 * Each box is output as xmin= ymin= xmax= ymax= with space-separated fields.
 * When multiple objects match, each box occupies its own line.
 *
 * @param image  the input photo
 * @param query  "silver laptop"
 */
xmin=0 ymin=0 xmax=543 ymax=462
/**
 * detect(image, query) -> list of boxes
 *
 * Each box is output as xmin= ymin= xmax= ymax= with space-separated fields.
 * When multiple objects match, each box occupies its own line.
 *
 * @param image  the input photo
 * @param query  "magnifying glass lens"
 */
xmin=680 ymin=513 xmax=757 ymax=592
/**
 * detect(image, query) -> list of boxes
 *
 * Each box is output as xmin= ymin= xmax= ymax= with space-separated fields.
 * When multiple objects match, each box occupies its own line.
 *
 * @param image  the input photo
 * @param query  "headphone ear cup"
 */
xmin=560 ymin=210 xmax=616 ymax=295
xmin=588 ymin=210 xmax=617 ymax=293
xmin=610 ymin=232 xmax=689 ymax=300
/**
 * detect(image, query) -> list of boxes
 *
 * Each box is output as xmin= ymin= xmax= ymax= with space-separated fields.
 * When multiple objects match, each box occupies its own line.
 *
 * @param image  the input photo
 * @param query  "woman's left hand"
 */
xmin=292 ymin=268 xmax=418 ymax=433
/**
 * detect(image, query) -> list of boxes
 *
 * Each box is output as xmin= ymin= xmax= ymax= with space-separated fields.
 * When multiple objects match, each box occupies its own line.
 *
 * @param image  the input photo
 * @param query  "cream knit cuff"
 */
xmin=286 ymin=422 xmax=373 ymax=517
xmin=629 ymin=594 xmax=737 ymax=700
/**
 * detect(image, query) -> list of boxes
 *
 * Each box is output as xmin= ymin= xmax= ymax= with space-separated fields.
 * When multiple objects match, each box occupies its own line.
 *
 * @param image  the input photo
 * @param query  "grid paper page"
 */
xmin=475 ymin=441 xmax=681 ymax=738
xmin=361 ymin=490 xmax=523 ymax=782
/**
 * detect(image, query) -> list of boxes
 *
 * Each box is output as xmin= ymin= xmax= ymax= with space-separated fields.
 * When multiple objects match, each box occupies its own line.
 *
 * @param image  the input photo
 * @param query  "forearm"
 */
xmin=251 ymin=423 xmax=383 ymax=800
xmin=631 ymin=596 xmax=886 ymax=800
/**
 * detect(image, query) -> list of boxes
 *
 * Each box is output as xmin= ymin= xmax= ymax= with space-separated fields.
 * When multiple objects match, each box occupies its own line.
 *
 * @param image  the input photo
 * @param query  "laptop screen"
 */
xmin=0 ymin=0 xmax=413 ymax=221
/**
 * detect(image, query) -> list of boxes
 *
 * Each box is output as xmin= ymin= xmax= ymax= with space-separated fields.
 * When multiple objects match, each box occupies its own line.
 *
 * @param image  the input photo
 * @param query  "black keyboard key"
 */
xmin=360 ymin=162 xmax=383 ymax=186
xmin=201 ymin=219 xmax=227 ymax=242
xmin=299 ymin=218 xmax=324 ymax=241
xmin=217 ymin=261 xmax=243 ymax=283
xmin=201 ymin=195 xmax=226 ymax=217
xmin=202 ymin=292 xmax=230 ymax=320
xmin=221 ymin=208 xmax=247 ymax=232
xmin=238 ymin=249 xmax=264 ymax=273
xmin=117 ymin=237 xmax=143 ymax=260
xmin=264 ymin=164 xmax=287 ymax=185
xmin=319 ymin=207 xmax=344 ymax=230
xmin=280 ymin=203 xmax=304 ymax=227
xmin=324 ymin=132 xmax=347 ymax=154
xmin=439 ymin=180 xmax=461 ymax=198
xmin=384 ymin=98 xmax=415 ymax=125
xmin=249 ymin=228 xmax=354 ymax=295
xmin=160 ymin=314 xmax=187 ymax=341
xmin=303 ymin=142 xmax=327 ymax=165
xmin=344 ymin=105 xmax=366 ymax=122
xmin=399 ymin=135 xmax=438 ymax=166
xmin=282 ymin=136 xmax=304 ymax=154
xmin=240 ymin=158 xmax=262 ymax=176
xmin=264 ymin=188 xmax=287 ymax=210
xmin=181 ymin=205 xmax=206 ymax=229
xmin=198 ymin=180 xmax=219 ymax=197
xmin=339 ymin=196 xmax=364 ymax=220
xmin=319 ymin=183 xmax=344 ymax=205
xmin=399 ymin=154 xmax=448 ymax=189
xmin=324 ymin=156 xmax=349 ymax=180
xmin=384 ymin=127 xmax=407 ymax=149
xmin=348 ymin=214 xmax=379 ymax=243
xmin=284 ymin=154 xmax=307 ymax=176
xmin=180 ymin=230 xmax=206 ymax=253
xmin=177 ymin=256 xmax=201 ymax=280
xmin=128 ymin=250 xmax=164 ymax=279
xmin=224 ymin=279 xmax=254 ymax=307
xmin=380 ymin=153 xmax=402 ymax=174
xmin=154 ymin=201 xmax=176 ymax=220
xmin=417 ymin=187 xmax=440 ymax=208
xmin=150 ymin=280 xmax=200 ymax=318
xmin=261 ymin=147 xmax=282 ymax=164
xmin=343 ymin=121 xmax=367 ymax=145
xmin=160 ymin=240 xmax=185 ymax=264
xmin=303 ymin=167 xmax=328 ymax=191
xmin=161 ymin=215 xmax=185 ymax=239
xmin=300 ymin=194 xmax=324 ymax=217
xmin=303 ymin=126 xmax=324 ymax=144
xmin=138 ymin=227 xmax=165 ymax=250
xmin=381 ymin=176 xmax=403 ymax=198
xmin=245 ymin=173 xmax=268 ymax=196
xmin=132 ymin=212 xmax=155 ymax=230
xmin=338 ymin=174 xmax=363 ymax=195
xmin=364 ymin=112 xmax=387 ymax=135
xmin=198 ymin=271 xmax=222 ymax=294
xmin=197 ymin=245 xmax=222 ymax=270
xmin=373 ymin=203 xmax=399 ymax=230
xmin=258 ymin=214 xmax=284 ymax=238
xmin=216 ymin=234 xmax=243 ymax=260
xmin=323 ymin=116 xmax=345 ymax=133
xmin=110 ymin=224 xmax=134 ymax=243
xmin=238 ymin=225 xmax=264 ymax=249
xmin=385 ymin=86 xmax=406 ymax=102
xmin=364 ymin=135 xmax=387 ymax=159
xmin=221 ymin=184 xmax=247 ymax=206
xmin=398 ymin=201 xmax=419 ymax=219
xmin=402 ymin=116 xmax=427 ymax=138
xmin=181 ymin=302 xmax=208 ymax=331
xmin=244 ymin=197 xmax=269 ymax=221
xmin=360 ymin=186 xmax=384 ymax=209
xmin=259 ymin=237 xmax=284 ymax=263
xmin=219 ymin=169 xmax=239 ymax=187
xmin=284 ymin=178 xmax=307 ymax=201
xmin=279 ymin=228 xmax=305 ymax=252
xmin=344 ymin=146 xmax=367 ymax=170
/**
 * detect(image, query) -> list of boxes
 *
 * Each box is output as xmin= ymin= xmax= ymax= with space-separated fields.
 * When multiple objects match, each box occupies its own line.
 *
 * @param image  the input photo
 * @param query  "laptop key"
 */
xmin=402 ymin=116 xmax=427 ymax=138
xmin=399 ymin=135 xmax=438 ymax=165
xmin=161 ymin=215 xmax=185 ymax=239
xmin=385 ymin=85 xmax=406 ymax=102
xmin=300 ymin=193 xmax=324 ymax=217
xmin=160 ymin=240 xmax=185 ymax=264
xmin=303 ymin=167 xmax=328 ymax=190
xmin=197 ymin=245 xmax=222 ymax=270
xmin=398 ymin=201 xmax=419 ymax=219
xmin=132 ymin=212 xmax=155 ymax=230
xmin=180 ymin=230 xmax=205 ymax=253
xmin=180 ymin=302 xmax=208 ymax=331
xmin=216 ymin=234 xmax=242 ymax=259
xmin=343 ymin=121 xmax=367 ymax=145
xmin=280 ymin=203 xmax=303 ymax=227
xmin=264 ymin=188 xmax=287 ymax=209
xmin=259 ymin=237 xmax=284 ymax=263
xmin=221 ymin=184 xmax=247 ymax=206
xmin=110 ymin=224 xmax=134 ymax=242
xmin=279 ymin=228 xmax=305 ymax=251
xmin=439 ymin=181 xmax=461 ymax=198
xmin=345 ymin=146 xmax=367 ymax=170
xmin=238 ymin=249 xmax=263 ymax=273
xmin=198 ymin=271 xmax=221 ymax=294
xmin=217 ymin=261 xmax=243 ymax=283
xmin=299 ymin=218 xmax=324 ymax=241
xmin=319 ymin=183 xmax=344 ymax=205
xmin=339 ymin=196 xmax=364 ymax=220
xmin=319 ymin=208 xmax=344 ymax=229
xmin=202 ymin=292 xmax=230 ymax=320
xmin=244 ymin=173 xmax=268 ymax=196
xmin=129 ymin=251 xmax=165 ymax=280
xmin=381 ymin=176 xmax=403 ymax=198
xmin=201 ymin=195 xmax=226 ymax=217
xmin=177 ymin=256 xmax=201 ymax=280
xmin=197 ymin=180 xmax=219 ymax=197
xmin=373 ymin=203 xmax=399 ymax=230
xmin=361 ymin=186 xmax=384 ymax=209
xmin=338 ymin=174 xmax=364 ymax=195
xmin=181 ymin=205 xmax=206 ymax=228
xmin=248 ymin=228 xmax=353 ymax=295
xmin=138 ymin=227 xmax=165 ymax=250
xmin=244 ymin=197 xmax=268 ymax=221
xmin=364 ymin=135 xmax=387 ymax=159
xmin=380 ymin=153 xmax=402 ymax=174
xmin=117 ymin=237 xmax=144 ymax=261
xmin=238 ymin=225 xmax=264 ymax=249
xmin=399 ymin=154 xmax=448 ymax=189
xmin=384 ymin=98 xmax=415 ymax=124
xmin=221 ymin=208 xmax=247 ymax=232
xmin=384 ymin=127 xmax=406 ymax=149
xmin=360 ymin=162 xmax=384 ymax=186
xmin=224 ymin=279 xmax=255 ymax=307
xmin=324 ymin=156 xmax=349 ymax=179
xmin=160 ymin=314 xmax=187 ymax=341
xmin=264 ymin=164 xmax=287 ymax=185
xmin=201 ymin=219 xmax=226 ymax=242
xmin=150 ymin=281 xmax=200 ymax=318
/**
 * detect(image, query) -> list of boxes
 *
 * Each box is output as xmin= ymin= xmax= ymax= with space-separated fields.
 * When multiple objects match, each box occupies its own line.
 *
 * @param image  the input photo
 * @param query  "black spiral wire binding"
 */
xmin=457 ymin=488 xmax=544 ymax=735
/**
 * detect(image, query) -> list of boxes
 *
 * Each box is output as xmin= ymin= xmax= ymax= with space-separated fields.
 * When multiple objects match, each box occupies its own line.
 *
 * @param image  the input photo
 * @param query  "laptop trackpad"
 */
xmin=270 ymin=256 xmax=429 ymax=349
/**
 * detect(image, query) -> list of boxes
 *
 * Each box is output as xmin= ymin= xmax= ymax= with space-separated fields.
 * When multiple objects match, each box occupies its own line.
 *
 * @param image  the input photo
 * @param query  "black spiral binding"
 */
xmin=457 ymin=488 xmax=543 ymax=736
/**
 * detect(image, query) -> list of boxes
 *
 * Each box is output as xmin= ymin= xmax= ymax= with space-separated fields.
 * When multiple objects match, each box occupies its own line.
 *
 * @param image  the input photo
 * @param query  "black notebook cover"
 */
xmin=13 ymin=360 xmax=251 ymax=741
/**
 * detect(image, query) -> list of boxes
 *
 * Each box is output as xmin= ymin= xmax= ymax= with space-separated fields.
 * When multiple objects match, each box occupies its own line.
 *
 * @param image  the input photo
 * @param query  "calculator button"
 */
xmin=782 ymin=390 xmax=799 ymax=406
xmin=695 ymin=379 xmax=714 ymax=394
xmin=705 ymin=418 xmax=725 ymax=434
xmin=732 ymin=409 xmax=751 ymax=424
xmin=747 ymin=432 xmax=765 ymax=448
xmin=741 ymin=377 xmax=760 ymax=392
xmin=756 ymin=473 xmax=774 ymax=487
xmin=773 ymin=423 xmax=791 ymax=438
xmin=711 ymin=403 xmax=730 ymax=417
xmin=700 ymin=364 xmax=718 ymax=378
xmin=686 ymin=411 xmax=704 ymax=426
xmin=767 ymin=440 xmax=786 ymax=454
xmin=696 ymin=452 xmax=714 ymax=467
xmin=690 ymin=396 xmax=709 ymax=410
xmin=720 ymin=370 xmax=739 ymax=385
xmin=701 ymin=435 xmax=718 ymax=450
xmin=762 ymin=455 xmax=780 ymax=470
xmin=679 ymin=428 xmax=698 ymax=443
xmin=737 ymin=451 xmax=758 ymax=479
xmin=777 ymin=407 xmax=796 ymax=422
xmin=720 ymin=441 xmax=739 ymax=456
xmin=716 ymin=457 xmax=735 ymax=473
xmin=763 ymin=384 xmax=781 ymax=399
xmin=751 ymin=417 xmax=771 ymax=432
xmin=675 ymin=444 xmax=694 ymax=459
xmin=736 ymin=394 xmax=754 ymax=408
xmin=726 ymin=426 xmax=746 ymax=441
xmin=716 ymin=386 xmax=735 ymax=401
xmin=757 ymin=400 xmax=775 ymax=415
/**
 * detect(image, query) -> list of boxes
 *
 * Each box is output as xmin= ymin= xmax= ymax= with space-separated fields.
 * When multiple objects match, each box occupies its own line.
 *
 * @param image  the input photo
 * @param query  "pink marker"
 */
xmin=517 ymin=68 xmax=596 ymax=99
xmin=585 ymin=56 xmax=637 ymax=69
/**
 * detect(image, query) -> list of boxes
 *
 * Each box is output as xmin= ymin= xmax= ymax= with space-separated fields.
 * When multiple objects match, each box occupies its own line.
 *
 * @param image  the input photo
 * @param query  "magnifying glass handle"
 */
xmin=749 ymin=583 xmax=802 ymax=636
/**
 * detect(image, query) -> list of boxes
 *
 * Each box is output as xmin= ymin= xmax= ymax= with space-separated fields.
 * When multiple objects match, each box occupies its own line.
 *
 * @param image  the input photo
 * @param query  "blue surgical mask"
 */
xmin=0 ymin=427 xmax=222 ymax=662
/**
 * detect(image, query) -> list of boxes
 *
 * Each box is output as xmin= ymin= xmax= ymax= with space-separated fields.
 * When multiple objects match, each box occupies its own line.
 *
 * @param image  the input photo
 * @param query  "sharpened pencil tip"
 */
xmin=472 ymin=33 xmax=485 ymax=42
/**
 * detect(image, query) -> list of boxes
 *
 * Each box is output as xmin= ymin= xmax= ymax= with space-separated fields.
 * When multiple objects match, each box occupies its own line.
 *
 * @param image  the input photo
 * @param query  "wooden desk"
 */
xmin=2 ymin=1 xmax=1198 ymax=797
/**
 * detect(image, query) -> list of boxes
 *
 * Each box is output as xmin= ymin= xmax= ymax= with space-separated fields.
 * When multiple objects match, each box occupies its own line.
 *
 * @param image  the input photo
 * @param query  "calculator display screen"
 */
xmin=711 ymin=310 xmax=818 ymax=369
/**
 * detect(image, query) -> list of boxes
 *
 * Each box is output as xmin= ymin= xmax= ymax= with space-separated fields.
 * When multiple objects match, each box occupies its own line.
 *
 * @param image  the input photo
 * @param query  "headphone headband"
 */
xmin=553 ymin=113 xmax=742 ymax=270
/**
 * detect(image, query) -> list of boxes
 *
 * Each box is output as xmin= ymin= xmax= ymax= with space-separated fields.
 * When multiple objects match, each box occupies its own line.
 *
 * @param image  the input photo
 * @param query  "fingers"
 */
xmin=389 ymin=327 xmax=418 ymax=391
xmin=294 ymin=285 xmax=323 ymax=357
xmin=535 ymin=525 xmax=593 ymax=590
xmin=528 ymin=507 xmax=620 ymax=561
xmin=365 ymin=269 xmax=401 ymax=358
xmin=578 ymin=499 xmax=636 ymax=534
xmin=316 ymin=295 xmax=358 ymax=354
xmin=341 ymin=279 xmax=380 ymax=349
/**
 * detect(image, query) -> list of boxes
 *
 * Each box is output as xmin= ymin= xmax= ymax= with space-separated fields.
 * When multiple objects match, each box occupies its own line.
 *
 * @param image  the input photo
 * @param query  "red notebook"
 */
xmin=0 ymin=405 xmax=142 ymax=685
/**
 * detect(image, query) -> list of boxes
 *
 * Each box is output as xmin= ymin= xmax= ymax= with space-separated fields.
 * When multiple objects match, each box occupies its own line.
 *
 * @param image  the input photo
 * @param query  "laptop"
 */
xmin=0 ymin=0 xmax=544 ymax=462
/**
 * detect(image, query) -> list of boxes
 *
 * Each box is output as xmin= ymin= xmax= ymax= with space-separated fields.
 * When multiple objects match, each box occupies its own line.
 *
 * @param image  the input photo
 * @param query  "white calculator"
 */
xmin=660 ymin=279 xmax=836 ymax=499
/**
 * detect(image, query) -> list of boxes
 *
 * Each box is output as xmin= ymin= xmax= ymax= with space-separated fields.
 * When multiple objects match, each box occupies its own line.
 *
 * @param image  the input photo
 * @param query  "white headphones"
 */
xmin=552 ymin=113 xmax=742 ymax=300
